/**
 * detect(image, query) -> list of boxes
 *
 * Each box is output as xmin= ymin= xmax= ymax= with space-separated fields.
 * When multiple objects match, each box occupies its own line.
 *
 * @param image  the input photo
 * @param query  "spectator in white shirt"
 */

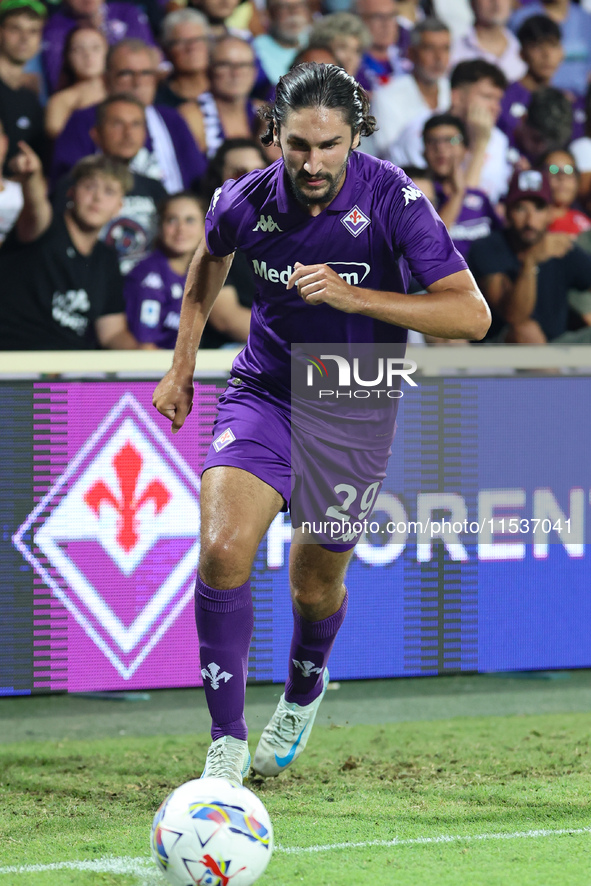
xmin=368 ymin=17 xmax=451 ymax=158
xmin=451 ymin=0 xmax=527 ymax=84
xmin=389 ymin=58 xmax=511 ymax=203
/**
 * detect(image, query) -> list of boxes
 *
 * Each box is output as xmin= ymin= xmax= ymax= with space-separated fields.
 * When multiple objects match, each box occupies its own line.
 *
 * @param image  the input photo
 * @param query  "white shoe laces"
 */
xmin=204 ymin=739 xmax=246 ymax=778
xmin=266 ymin=703 xmax=308 ymax=747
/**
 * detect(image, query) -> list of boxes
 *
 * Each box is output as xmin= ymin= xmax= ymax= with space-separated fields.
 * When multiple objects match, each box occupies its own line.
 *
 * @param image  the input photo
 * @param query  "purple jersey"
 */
xmin=123 ymin=248 xmax=184 ymax=347
xmin=435 ymin=183 xmax=502 ymax=260
xmin=205 ymin=151 xmax=466 ymax=443
xmin=50 ymin=104 xmax=207 ymax=192
xmin=43 ymin=2 xmax=155 ymax=94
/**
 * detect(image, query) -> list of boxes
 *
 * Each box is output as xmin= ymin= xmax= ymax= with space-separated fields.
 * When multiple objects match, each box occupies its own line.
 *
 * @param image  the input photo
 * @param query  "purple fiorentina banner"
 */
xmin=14 ymin=381 xmax=222 ymax=693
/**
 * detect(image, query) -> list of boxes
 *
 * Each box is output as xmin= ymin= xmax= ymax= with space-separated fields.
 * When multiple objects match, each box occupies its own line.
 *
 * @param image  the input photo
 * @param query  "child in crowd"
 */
xmin=124 ymin=192 xmax=204 ymax=347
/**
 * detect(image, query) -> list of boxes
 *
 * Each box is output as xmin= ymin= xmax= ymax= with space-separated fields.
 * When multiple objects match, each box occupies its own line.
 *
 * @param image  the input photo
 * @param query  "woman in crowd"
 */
xmin=539 ymin=148 xmax=591 ymax=233
xmin=157 ymin=9 xmax=210 ymax=107
xmin=124 ymin=192 xmax=204 ymax=348
xmin=307 ymin=12 xmax=371 ymax=79
xmin=45 ymin=26 xmax=108 ymax=139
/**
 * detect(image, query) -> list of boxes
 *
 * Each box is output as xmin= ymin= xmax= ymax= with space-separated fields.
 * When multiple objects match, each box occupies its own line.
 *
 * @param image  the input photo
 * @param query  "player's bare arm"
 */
xmin=288 ymin=263 xmax=491 ymax=340
xmin=153 ymin=239 xmax=234 ymax=433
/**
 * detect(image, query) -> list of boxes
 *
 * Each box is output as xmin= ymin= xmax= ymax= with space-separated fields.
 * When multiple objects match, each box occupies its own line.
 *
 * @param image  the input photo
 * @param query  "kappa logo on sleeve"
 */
xmin=402 ymin=186 xmax=423 ymax=206
xmin=341 ymin=205 xmax=370 ymax=237
xmin=213 ymin=427 xmax=236 ymax=452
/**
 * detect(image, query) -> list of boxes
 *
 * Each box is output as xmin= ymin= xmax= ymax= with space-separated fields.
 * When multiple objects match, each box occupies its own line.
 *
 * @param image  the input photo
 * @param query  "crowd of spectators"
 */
xmin=1 ymin=0 xmax=591 ymax=349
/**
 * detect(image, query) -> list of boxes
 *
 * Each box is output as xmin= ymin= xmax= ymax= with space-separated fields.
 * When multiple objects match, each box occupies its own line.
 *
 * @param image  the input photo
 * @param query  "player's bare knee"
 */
xmin=198 ymin=532 xmax=254 ymax=589
xmin=291 ymin=580 xmax=344 ymax=620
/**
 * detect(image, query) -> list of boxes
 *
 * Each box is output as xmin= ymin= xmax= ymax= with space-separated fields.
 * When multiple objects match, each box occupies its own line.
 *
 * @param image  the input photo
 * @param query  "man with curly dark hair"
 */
xmin=153 ymin=63 xmax=490 ymax=785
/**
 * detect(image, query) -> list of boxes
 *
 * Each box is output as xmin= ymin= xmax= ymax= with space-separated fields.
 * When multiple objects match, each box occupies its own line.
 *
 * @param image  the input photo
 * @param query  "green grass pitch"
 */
xmin=1 ymin=710 xmax=590 ymax=885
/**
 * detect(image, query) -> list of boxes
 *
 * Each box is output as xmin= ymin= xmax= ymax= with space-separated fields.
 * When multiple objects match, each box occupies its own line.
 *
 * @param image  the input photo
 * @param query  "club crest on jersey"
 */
xmin=341 ymin=205 xmax=370 ymax=237
xmin=213 ymin=427 xmax=236 ymax=452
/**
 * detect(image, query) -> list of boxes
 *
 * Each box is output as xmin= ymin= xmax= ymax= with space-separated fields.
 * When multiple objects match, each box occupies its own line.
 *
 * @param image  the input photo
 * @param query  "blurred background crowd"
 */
xmin=1 ymin=0 xmax=591 ymax=348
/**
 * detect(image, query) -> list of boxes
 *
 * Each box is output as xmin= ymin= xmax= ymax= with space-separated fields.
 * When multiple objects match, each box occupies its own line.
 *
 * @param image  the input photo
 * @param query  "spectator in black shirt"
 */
xmin=0 ymin=0 xmax=46 ymax=174
xmin=469 ymin=168 xmax=591 ymax=343
xmin=0 ymin=149 xmax=145 ymax=349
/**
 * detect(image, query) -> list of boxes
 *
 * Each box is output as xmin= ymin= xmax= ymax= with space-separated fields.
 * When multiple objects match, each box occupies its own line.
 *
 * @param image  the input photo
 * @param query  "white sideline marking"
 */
xmin=0 ymin=857 xmax=153 ymax=876
xmin=276 ymin=825 xmax=591 ymax=853
xmin=0 ymin=827 xmax=590 ymax=876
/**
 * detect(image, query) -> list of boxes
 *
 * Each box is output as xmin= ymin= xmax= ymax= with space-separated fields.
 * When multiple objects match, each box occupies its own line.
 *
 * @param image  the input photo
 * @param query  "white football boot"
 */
xmin=201 ymin=736 xmax=251 ymax=785
xmin=252 ymin=668 xmax=329 ymax=777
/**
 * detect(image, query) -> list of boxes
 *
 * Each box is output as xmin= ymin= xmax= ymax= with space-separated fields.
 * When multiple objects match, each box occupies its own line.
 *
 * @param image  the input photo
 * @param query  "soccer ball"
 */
xmin=150 ymin=777 xmax=274 ymax=886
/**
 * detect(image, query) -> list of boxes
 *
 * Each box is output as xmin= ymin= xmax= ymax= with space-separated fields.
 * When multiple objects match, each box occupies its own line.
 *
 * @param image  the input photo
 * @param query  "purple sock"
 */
xmin=194 ymin=575 xmax=253 ymax=741
xmin=285 ymin=591 xmax=348 ymax=706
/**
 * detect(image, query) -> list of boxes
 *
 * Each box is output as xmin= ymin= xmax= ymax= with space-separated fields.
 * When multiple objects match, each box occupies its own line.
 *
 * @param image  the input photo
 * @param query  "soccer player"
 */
xmin=153 ymin=63 xmax=491 ymax=784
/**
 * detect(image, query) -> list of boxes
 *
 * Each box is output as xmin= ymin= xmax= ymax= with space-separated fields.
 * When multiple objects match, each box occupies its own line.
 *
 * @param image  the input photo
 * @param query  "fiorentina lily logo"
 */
xmin=13 ymin=393 xmax=201 ymax=680
xmin=341 ymin=205 xmax=370 ymax=237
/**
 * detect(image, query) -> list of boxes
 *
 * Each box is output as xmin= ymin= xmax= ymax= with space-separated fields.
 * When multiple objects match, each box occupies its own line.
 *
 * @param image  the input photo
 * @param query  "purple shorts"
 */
xmin=202 ymin=381 xmax=392 ymax=550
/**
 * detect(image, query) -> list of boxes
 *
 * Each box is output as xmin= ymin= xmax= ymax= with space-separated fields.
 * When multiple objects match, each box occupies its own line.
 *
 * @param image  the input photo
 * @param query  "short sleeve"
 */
xmin=376 ymin=166 xmax=468 ymax=289
xmin=204 ymin=180 xmax=241 ymax=257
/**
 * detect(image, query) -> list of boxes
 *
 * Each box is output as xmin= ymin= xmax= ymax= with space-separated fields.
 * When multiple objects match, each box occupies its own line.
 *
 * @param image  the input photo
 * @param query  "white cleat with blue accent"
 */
xmin=252 ymin=669 xmax=330 ymax=777
xmin=201 ymin=736 xmax=251 ymax=785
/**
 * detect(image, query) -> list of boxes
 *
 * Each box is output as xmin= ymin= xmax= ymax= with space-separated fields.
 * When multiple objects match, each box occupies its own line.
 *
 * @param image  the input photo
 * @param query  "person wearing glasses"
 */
xmin=42 ymin=0 xmax=156 ymax=94
xmin=199 ymin=35 xmax=263 ymax=155
xmin=390 ymin=59 xmax=510 ymax=205
xmin=157 ymin=9 xmax=210 ymax=107
xmin=539 ymin=148 xmax=591 ymax=234
xmin=422 ymin=112 xmax=501 ymax=259
xmin=178 ymin=35 xmax=265 ymax=158
xmin=50 ymin=38 xmax=208 ymax=193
